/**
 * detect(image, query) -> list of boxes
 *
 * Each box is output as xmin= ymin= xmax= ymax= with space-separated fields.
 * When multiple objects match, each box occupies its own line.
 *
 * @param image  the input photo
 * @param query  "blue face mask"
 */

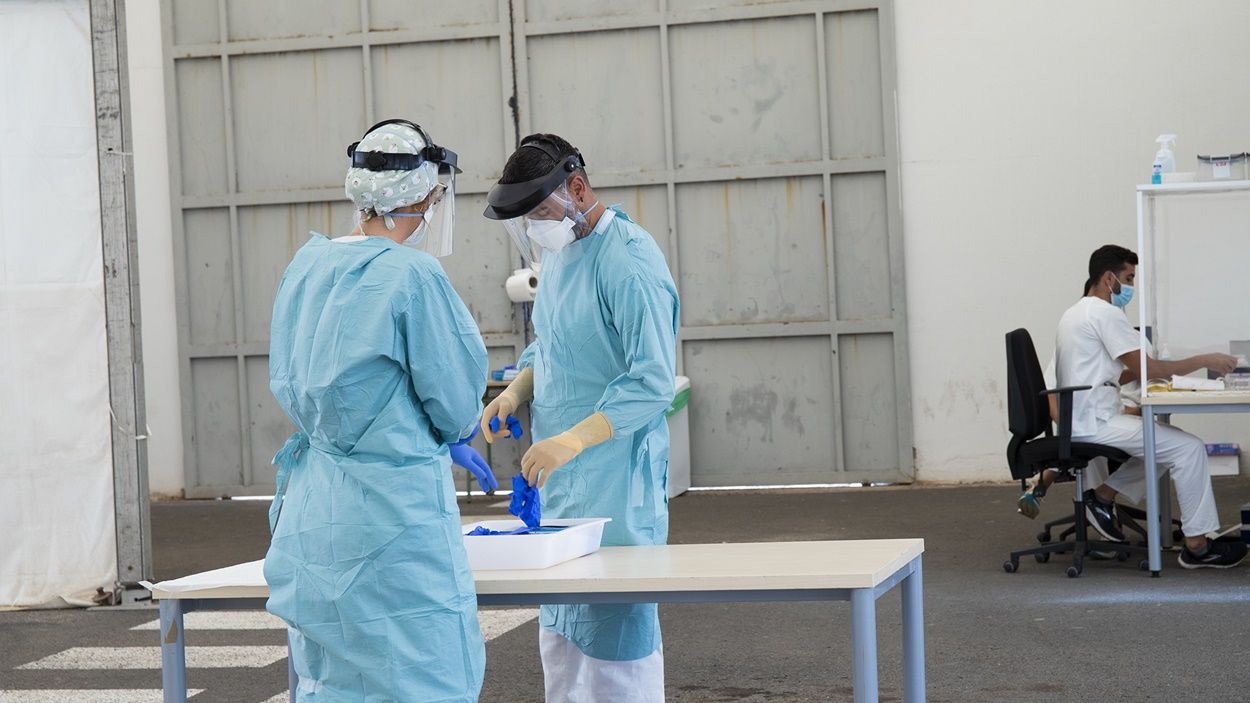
xmin=1111 ymin=278 xmax=1134 ymax=309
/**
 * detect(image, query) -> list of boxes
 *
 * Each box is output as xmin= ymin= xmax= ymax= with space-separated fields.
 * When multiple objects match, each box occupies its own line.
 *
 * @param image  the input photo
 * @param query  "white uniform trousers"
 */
xmin=1075 ymin=414 xmax=1219 ymax=537
xmin=539 ymin=627 xmax=664 ymax=703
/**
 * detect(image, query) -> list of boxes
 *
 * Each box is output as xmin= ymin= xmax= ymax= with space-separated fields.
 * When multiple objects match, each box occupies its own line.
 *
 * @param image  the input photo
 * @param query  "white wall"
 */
xmin=126 ymin=0 xmax=183 ymax=497
xmin=895 ymin=0 xmax=1250 ymax=481
xmin=126 ymin=0 xmax=1250 ymax=493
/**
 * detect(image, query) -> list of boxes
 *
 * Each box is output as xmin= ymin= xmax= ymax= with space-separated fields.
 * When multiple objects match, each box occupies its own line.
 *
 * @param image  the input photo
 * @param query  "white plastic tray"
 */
xmin=461 ymin=517 xmax=611 ymax=570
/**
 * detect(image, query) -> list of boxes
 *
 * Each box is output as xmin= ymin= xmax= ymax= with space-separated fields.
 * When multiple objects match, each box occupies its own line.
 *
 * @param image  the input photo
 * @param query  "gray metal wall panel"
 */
xmin=230 ymin=50 xmax=367 ymax=192
xmin=526 ymin=29 xmax=667 ymax=173
xmin=173 ymin=59 xmax=226 ymax=197
xmin=170 ymin=0 xmax=217 ymax=46
xmin=684 ymin=337 xmax=837 ymax=485
xmin=226 ymin=1 xmax=361 ymax=42
xmin=831 ymin=173 xmax=891 ymax=321
xmin=370 ymin=39 xmax=509 ymax=185
xmin=668 ymin=16 xmax=822 ymax=169
xmin=183 ymin=209 xmax=234 ymax=347
xmin=189 ymin=357 xmax=243 ymax=487
xmin=440 ymin=194 xmax=519 ymax=335
xmin=676 ymin=177 xmax=830 ymax=326
xmin=837 ymin=333 xmax=899 ymax=472
xmin=370 ymin=0 xmax=501 ymax=30
xmin=526 ymin=0 xmax=659 ymax=23
xmin=245 ymin=355 xmax=292 ymax=487
xmin=826 ymin=10 xmax=885 ymax=159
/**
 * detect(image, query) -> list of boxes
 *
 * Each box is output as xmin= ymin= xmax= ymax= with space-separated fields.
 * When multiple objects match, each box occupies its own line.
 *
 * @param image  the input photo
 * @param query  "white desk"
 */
xmin=1141 ymin=392 xmax=1250 ymax=574
xmin=150 ymin=539 xmax=925 ymax=703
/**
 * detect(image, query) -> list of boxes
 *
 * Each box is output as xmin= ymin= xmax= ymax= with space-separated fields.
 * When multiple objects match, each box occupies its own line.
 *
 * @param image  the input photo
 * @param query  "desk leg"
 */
xmin=851 ymin=588 xmax=879 ymax=703
xmin=901 ymin=558 xmax=925 ymax=703
xmin=1160 ymin=470 xmax=1174 ymax=550
xmin=287 ymin=629 xmax=299 ymax=702
xmin=1143 ymin=406 xmax=1162 ymax=576
xmin=159 ymin=600 xmax=188 ymax=703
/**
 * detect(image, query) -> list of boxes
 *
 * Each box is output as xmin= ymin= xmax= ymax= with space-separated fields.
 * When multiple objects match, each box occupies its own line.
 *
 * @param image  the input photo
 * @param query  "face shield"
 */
xmin=484 ymin=142 xmax=590 ymax=269
xmin=345 ymin=119 xmax=460 ymax=257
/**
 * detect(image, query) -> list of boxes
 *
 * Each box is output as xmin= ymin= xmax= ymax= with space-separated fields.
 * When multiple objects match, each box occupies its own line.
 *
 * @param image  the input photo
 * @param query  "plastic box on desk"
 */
xmin=1196 ymin=153 xmax=1247 ymax=181
xmin=462 ymin=517 xmax=610 ymax=570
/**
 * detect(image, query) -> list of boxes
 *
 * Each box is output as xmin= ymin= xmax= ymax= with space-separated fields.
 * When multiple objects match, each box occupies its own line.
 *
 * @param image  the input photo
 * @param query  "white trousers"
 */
xmin=539 ymin=627 xmax=664 ymax=703
xmin=1075 ymin=414 xmax=1219 ymax=537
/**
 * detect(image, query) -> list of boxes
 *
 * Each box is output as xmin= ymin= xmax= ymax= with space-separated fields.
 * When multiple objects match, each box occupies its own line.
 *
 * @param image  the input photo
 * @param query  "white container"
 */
xmin=462 ymin=517 xmax=610 ymax=570
xmin=1196 ymin=153 xmax=1247 ymax=181
xmin=666 ymin=375 xmax=692 ymax=498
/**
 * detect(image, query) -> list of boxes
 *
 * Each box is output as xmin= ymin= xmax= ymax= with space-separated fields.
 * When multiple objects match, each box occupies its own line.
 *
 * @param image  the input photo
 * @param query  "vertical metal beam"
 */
xmin=217 ymin=1 xmax=254 ymax=489
xmin=815 ymin=12 xmax=846 ymax=474
xmin=875 ymin=0 xmax=914 ymax=478
xmin=658 ymin=0 xmax=684 ymax=378
xmin=90 ymin=0 xmax=153 ymax=592
xmin=161 ymin=0 xmax=200 ymax=500
xmin=360 ymin=0 xmax=375 ymax=127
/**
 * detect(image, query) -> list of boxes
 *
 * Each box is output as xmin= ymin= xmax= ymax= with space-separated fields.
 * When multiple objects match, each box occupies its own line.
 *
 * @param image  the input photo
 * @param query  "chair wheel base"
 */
xmin=1066 ymin=566 xmax=1082 ymax=578
xmin=1003 ymin=560 xmax=1018 ymax=573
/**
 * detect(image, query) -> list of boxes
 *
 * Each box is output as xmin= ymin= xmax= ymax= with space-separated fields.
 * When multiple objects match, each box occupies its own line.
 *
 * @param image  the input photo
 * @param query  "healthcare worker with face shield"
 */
xmin=265 ymin=120 xmax=494 ymax=702
xmin=483 ymin=134 xmax=680 ymax=702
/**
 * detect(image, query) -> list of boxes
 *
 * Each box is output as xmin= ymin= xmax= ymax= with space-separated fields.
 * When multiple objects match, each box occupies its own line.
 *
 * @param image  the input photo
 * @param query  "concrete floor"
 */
xmin=3 ymin=479 xmax=1250 ymax=702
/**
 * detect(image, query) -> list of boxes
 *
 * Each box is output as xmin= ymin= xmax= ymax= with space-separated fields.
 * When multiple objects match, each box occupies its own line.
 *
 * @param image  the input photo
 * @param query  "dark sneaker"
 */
xmin=1178 ymin=539 xmax=1248 ymax=569
xmin=1083 ymin=490 xmax=1126 ymax=543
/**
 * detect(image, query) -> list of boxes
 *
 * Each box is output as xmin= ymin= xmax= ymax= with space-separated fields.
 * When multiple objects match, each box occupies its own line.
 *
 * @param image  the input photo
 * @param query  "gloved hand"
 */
xmin=521 ymin=434 xmax=584 ymax=488
xmin=481 ymin=394 xmax=518 ymax=443
xmin=482 ymin=368 xmax=534 ymax=443
xmin=450 ymin=443 xmax=498 ymax=492
xmin=521 ymin=411 xmax=614 ymax=487
xmin=489 ymin=415 xmax=524 ymax=440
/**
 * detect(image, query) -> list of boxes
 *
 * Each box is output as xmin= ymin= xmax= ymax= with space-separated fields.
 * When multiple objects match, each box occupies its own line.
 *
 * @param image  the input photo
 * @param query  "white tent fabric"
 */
xmin=0 ymin=0 xmax=118 ymax=608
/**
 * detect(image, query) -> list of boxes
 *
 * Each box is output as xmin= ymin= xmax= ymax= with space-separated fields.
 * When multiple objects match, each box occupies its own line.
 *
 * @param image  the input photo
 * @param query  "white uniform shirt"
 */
xmin=1054 ymin=296 xmax=1141 ymax=437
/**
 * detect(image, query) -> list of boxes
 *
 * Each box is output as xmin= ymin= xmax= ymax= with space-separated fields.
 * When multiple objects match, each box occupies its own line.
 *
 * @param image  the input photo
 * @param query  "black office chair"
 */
xmin=1003 ymin=329 xmax=1149 ymax=577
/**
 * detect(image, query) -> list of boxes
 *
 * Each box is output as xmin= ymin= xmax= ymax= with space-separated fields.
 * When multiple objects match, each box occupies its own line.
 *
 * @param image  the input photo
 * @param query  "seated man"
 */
xmin=1054 ymin=244 xmax=1246 ymax=569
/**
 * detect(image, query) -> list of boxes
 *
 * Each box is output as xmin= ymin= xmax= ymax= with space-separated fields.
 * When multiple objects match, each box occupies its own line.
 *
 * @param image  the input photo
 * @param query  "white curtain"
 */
xmin=0 ymin=0 xmax=118 ymax=608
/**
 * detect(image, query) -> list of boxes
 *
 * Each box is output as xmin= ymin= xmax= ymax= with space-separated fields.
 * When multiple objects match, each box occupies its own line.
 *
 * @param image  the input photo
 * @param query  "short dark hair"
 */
xmin=499 ymin=133 xmax=589 ymax=186
xmin=1085 ymin=244 xmax=1138 ymax=293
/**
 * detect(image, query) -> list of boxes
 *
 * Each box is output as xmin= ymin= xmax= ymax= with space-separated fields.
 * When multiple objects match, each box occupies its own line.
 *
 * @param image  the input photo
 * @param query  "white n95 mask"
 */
xmin=527 ymin=217 xmax=576 ymax=253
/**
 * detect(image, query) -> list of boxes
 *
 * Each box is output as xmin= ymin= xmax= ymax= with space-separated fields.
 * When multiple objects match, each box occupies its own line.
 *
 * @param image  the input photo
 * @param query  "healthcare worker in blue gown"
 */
xmin=264 ymin=120 xmax=497 ymax=702
xmin=482 ymin=133 xmax=680 ymax=703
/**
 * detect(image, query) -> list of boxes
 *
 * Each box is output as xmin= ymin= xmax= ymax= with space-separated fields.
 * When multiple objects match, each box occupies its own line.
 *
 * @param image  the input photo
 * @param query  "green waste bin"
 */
xmin=666 ymin=376 xmax=691 ymax=497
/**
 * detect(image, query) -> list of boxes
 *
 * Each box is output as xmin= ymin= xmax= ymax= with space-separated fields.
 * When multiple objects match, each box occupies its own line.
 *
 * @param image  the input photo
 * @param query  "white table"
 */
xmin=149 ymin=539 xmax=925 ymax=703
xmin=1141 ymin=392 xmax=1250 ymax=574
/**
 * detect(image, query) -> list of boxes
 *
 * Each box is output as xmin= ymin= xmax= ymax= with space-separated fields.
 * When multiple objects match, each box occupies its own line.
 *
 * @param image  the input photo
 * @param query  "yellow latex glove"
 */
xmin=481 ymin=368 xmax=534 ymax=443
xmin=521 ymin=411 xmax=614 ymax=487
xmin=522 ymin=434 xmax=584 ymax=488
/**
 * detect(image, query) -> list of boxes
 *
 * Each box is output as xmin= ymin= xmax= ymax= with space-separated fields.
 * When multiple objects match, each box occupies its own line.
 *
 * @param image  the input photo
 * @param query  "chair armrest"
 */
xmin=1039 ymin=385 xmax=1092 ymax=396
xmin=1038 ymin=387 xmax=1090 ymax=462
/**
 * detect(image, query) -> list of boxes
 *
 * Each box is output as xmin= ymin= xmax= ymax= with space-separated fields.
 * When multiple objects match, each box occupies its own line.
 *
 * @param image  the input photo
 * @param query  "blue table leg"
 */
xmin=159 ymin=600 xmax=187 ymax=703
xmin=851 ymin=588 xmax=879 ymax=703
xmin=287 ymin=629 xmax=298 ymax=702
xmin=1143 ymin=406 xmax=1162 ymax=576
xmin=901 ymin=557 xmax=925 ymax=703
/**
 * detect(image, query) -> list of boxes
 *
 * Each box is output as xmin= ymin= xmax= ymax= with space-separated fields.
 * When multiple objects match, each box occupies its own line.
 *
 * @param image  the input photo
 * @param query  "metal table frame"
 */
xmin=157 ymin=555 xmax=924 ymax=703
xmin=1142 ymin=402 xmax=1250 ymax=574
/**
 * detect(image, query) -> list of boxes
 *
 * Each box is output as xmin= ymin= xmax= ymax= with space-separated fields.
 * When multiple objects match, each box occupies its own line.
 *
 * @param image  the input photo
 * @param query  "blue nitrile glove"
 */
xmin=450 ymin=443 xmax=498 ymax=492
xmin=489 ymin=415 xmax=524 ymax=439
xmin=509 ymin=473 xmax=541 ymax=529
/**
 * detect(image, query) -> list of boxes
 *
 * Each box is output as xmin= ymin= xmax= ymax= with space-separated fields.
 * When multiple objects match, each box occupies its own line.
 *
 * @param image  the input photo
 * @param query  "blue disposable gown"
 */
xmin=521 ymin=208 xmax=680 ymax=661
xmin=264 ymin=234 xmax=488 ymax=702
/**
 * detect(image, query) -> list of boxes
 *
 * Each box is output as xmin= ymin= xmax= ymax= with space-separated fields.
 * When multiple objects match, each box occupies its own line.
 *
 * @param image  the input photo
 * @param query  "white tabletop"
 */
xmin=148 ymin=539 xmax=924 ymax=601
xmin=1142 ymin=391 xmax=1250 ymax=406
